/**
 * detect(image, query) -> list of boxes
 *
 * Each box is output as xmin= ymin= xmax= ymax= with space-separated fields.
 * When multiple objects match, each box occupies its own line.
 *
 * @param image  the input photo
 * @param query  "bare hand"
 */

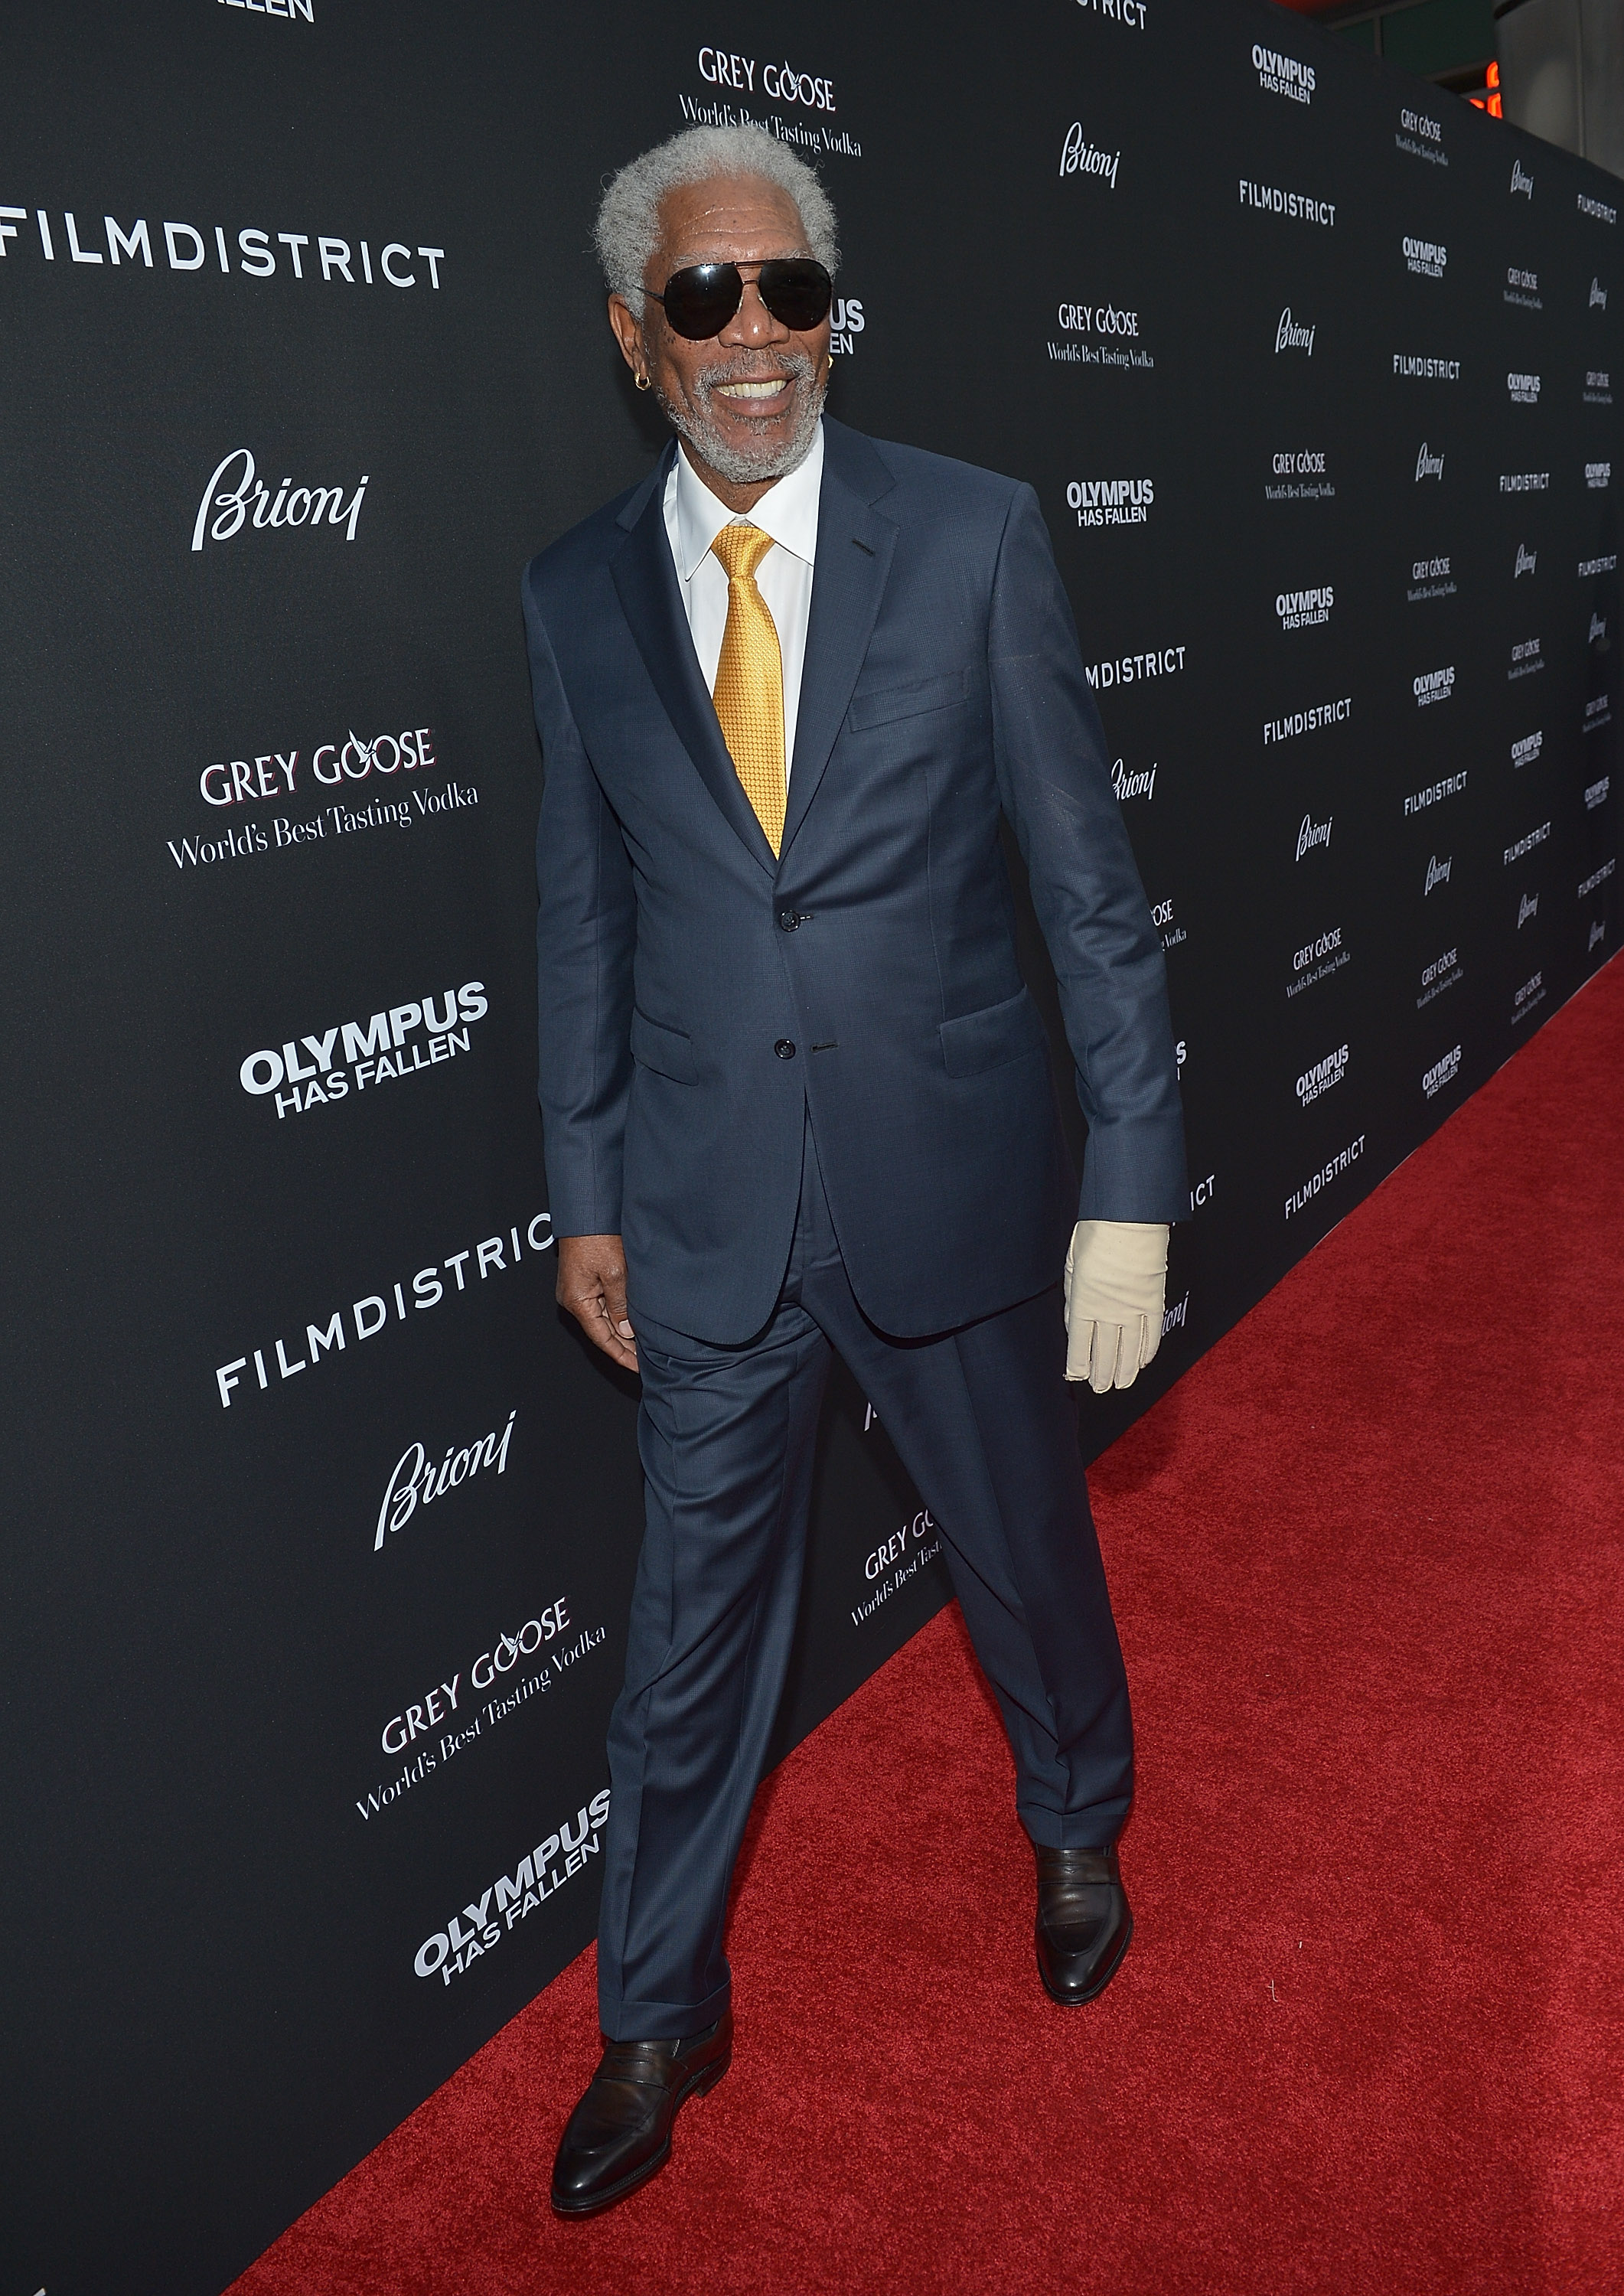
xmin=556 ymin=1234 xmax=638 ymax=1372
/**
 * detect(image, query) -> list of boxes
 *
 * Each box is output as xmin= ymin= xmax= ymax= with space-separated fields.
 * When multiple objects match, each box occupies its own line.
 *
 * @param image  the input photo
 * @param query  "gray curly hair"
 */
xmin=595 ymin=124 xmax=840 ymax=317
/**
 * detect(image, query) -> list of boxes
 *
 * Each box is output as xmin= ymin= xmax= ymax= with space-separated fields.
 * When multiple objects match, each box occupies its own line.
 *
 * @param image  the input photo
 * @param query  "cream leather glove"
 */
xmin=1064 ymin=1221 xmax=1169 ymax=1393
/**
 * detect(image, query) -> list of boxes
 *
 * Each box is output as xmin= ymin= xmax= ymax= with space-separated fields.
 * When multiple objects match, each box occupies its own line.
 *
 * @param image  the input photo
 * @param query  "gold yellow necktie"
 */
xmin=709 ymin=522 xmax=787 ymax=856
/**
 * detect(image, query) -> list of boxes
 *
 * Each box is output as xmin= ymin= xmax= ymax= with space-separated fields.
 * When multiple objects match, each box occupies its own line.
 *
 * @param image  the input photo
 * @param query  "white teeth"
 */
xmin=717 ymin=379 xmax=787 ymax=398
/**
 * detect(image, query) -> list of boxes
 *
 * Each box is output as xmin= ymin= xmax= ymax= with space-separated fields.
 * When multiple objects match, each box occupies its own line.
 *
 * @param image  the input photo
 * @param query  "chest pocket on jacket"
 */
xmin=631 ymin=1007 xmax=698 ymax=1085
xmin=938 ymin=985 xmax=1048 ymax=1079
xmin=846 ymin=665 xmax=970 ymax=732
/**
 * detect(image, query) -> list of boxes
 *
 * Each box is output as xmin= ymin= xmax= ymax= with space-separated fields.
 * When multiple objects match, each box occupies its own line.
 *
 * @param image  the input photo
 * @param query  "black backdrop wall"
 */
xmin=2 ymin=4 xmax=1616 ymax=2289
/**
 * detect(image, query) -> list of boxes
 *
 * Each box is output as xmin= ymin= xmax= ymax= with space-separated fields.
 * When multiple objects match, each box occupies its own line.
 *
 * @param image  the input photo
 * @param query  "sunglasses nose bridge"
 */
xmin=722 ymin=270 xmax=789 ymax=341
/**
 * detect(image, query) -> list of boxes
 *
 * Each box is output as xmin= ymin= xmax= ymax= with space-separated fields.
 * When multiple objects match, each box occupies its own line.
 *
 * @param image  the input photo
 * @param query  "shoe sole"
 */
xmin=549 ymin=2053 xmax=731 ymax=2219
xmin=1038 ymin=1910 xmax=1133 ymax=2007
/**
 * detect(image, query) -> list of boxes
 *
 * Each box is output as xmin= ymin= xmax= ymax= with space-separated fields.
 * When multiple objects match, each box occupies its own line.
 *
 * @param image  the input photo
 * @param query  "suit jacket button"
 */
xmin=774 ymin=1039 xmax=797 ymax=1059
xmin=778 ymin=909 xmax=797 ymax=931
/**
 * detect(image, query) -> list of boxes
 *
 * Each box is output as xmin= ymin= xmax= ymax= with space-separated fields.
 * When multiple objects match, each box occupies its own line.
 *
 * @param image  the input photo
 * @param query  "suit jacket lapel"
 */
xmin=608 ymin=446 xmax=778 ymax=876
xmin=779 ymin=424 xmax=898 ymax=863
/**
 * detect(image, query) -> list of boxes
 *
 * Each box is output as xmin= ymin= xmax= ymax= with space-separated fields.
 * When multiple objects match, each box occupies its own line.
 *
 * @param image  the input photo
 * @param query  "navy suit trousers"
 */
xmin=595 ymin=1114 xmax=1134 ymax=2040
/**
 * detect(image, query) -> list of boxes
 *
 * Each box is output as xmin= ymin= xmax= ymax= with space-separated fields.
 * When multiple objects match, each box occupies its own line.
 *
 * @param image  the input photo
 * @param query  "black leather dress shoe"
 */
xmin=1034 ymin=1843 xmax=1133 ymax=2005
xmin=550 ymin=2010 xmax=732 ymax=2217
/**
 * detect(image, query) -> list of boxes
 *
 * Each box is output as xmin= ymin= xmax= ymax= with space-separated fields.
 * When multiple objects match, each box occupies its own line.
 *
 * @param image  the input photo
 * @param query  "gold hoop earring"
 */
xmin=634 ymin=372 xmax=651 ymax=391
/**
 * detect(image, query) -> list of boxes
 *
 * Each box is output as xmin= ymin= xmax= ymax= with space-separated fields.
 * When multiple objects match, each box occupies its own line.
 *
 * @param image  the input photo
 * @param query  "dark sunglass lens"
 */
xmin=759 ymin=259 xmax=833 ymax=331
xmin=660 ymin=264 xmax=741 ymax=339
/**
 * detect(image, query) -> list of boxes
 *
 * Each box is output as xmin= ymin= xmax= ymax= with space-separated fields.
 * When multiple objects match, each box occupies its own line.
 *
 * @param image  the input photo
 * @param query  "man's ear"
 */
xmin=607 ymin=293 xmax=647 ymax=380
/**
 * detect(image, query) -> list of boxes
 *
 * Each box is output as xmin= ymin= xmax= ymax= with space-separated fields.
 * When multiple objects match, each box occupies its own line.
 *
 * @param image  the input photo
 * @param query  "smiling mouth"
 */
xmin=713 ymin=377 xmax=793 ymax=401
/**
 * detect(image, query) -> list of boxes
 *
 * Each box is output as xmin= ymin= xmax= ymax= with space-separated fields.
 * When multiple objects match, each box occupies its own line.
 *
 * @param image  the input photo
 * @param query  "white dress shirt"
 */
xmin=662 ymin=421 xmax=823 ymax=781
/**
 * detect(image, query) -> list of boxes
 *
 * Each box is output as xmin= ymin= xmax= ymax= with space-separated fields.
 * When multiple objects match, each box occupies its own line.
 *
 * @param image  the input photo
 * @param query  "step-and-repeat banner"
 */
xmin=2 ymin=3 xmax=1616 ymax=2288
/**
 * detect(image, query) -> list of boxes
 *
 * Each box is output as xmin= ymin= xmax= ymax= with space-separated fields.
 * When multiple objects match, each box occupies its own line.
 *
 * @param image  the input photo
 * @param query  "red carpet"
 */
xmin=233 ymin=960 xmax=1624 ymax=2296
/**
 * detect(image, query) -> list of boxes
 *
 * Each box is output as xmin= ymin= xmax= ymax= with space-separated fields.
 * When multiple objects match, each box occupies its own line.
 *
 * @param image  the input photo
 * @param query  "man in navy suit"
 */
xmin=525 ymin=124 xmax=1186 ymax=2216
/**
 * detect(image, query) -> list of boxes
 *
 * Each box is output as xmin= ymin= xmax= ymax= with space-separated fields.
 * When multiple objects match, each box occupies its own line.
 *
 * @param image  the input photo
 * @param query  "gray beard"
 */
xmin=657 ymin=349 xmax=827 ymax=488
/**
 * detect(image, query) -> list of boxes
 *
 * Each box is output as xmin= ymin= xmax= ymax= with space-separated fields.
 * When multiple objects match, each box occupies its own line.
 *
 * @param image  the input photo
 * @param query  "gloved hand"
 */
xmin=1064 ymin=1221 xmax=1169 ymax=1393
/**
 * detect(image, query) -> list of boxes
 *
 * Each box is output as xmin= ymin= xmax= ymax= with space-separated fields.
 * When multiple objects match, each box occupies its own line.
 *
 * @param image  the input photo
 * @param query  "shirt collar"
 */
xmin=669 ymin=419 xmax=824 ymax=583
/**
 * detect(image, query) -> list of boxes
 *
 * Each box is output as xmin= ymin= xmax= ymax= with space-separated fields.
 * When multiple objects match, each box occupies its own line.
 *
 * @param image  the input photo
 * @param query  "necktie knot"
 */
xmin=711 ymin=521 xmax=775 ymax=584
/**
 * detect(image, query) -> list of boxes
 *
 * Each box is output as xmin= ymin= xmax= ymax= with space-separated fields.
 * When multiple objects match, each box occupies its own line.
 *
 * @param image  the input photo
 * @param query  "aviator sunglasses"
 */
xmin=636 ymin=257 xmax=833 ymax=341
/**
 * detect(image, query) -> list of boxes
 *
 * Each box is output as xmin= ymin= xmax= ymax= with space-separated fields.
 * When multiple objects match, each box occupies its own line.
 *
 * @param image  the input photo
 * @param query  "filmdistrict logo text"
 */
xmin=1285 ymin=1133 xmax=1365 ymax=1221
xmin=1405 ymin=771 xmax=1466 ymax=816
xmin=1084 ymin=642 xmax=1185 ymax=690
xmin=0 ymin=205 xmax=441 ymax=289
xmin=1240 ymin=179 xmax=1335 ymax=227
xmin=1505 ymin=820 xmax=1552 ymax=866
xmin=214 ymin=1211 xmax=555 ymax=1408
xmin=1075 ymin=0 xmax=1148 ymax=27
xmin=1264 ymin=696 xmax=1350 ymax=745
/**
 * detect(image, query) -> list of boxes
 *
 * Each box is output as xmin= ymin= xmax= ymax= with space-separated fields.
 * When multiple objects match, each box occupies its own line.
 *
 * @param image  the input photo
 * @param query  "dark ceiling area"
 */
xmin=1278 ymin=0 xmax=1500 ymax=99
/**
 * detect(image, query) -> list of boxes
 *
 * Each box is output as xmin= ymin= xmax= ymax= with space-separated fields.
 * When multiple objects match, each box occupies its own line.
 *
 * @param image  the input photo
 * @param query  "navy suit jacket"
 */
xmin=524 ymin=417 xmax=1186 ymax=1345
